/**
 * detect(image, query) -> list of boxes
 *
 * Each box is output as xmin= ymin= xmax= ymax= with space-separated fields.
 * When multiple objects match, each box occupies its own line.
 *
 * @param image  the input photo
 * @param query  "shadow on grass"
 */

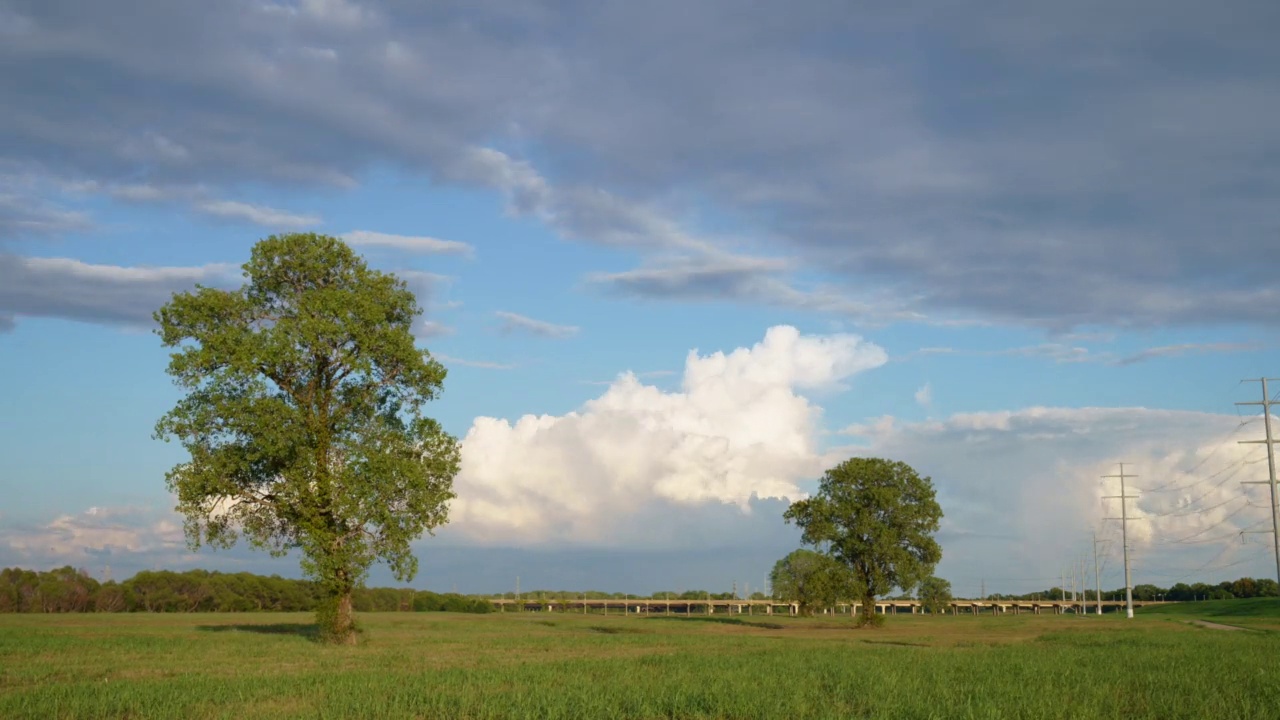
xmin=642 ymin=616 xmax=786 ymax=630
xmin=588 ymin=625 xmax=649 ymax=634
xmin=196 ymin=623 xmax=321 ymax=641
xmin=862 ymin=639 xmax=930 ymax=647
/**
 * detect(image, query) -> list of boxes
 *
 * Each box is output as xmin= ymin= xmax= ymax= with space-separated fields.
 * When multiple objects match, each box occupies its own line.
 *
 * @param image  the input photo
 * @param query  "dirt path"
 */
xmin=1188 ymin=619 xmax=1245 ymax=631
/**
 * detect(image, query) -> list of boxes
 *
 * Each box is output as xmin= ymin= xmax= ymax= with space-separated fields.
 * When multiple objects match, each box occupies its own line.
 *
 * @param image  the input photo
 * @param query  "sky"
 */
xmin=1 ymin=0 xmax=1279 ymax=598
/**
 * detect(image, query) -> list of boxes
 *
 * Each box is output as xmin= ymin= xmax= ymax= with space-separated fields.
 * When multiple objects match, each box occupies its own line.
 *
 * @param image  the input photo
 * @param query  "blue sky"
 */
xmin=1 ymin=0 xmax=1278 ymax=597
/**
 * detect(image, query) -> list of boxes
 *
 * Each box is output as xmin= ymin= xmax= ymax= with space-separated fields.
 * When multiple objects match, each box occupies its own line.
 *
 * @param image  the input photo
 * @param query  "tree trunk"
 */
xmin=319 ymin=571 xmax=358 ymax=645
xmin=858 ymin=592 xmax=877 ymax=627
xmin=333 ymin=589 xmax=356 ymax=645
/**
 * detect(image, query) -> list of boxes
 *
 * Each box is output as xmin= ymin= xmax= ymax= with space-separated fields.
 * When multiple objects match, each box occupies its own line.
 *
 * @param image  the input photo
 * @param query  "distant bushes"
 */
xmin=0 ymin=566 xmax=494 ymax=614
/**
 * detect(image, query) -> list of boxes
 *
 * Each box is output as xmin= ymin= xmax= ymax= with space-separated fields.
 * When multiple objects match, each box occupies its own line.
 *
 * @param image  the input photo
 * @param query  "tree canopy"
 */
xmin=154 ymin=233 xmax=460 ymax=643
xmin=783 ymin=457 xmax=943 ymax=626
xmin=918 ymin=576 xmax=952 ymax=614
xmin=769 ymin=548 xmax=857 ymax=616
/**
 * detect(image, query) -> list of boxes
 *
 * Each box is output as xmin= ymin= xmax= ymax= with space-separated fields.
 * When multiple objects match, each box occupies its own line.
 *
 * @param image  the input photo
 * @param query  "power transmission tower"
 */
xmin=1077 ymin=554 xmax=1086 ymax=615
xmin=1092 ymin=532 xmax=1104 ymax=615
xmin=1103 ymin=463 xmax=1139 ymax=619
xmin=1237 ymin=378 xmax=1280 ymax=586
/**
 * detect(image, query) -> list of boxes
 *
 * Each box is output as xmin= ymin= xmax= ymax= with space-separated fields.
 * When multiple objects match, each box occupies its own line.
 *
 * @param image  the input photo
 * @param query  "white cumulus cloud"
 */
xmin=447 ymin=325 xmax=888 ymax=545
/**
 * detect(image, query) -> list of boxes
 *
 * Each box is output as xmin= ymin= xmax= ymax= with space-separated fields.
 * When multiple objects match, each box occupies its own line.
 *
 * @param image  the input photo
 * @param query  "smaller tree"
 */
xmin=784 ymin=457 xmax=943 ymax=627
xmin=770 ymin=549 xmax=856 ymax=616
xmin=1230 ymin=577 xmax=1258 ymax=599
xmin=918 ymin=576 xmax=952 ymax=615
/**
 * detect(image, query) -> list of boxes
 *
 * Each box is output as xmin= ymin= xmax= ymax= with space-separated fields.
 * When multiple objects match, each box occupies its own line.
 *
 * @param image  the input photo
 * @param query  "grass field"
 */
xmin=3 ymin=606 xmax=1279 ymax=719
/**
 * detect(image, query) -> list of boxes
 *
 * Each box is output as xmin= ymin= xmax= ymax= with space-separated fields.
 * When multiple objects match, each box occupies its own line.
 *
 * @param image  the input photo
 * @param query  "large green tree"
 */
xmin=769 ymin=548 xmax=857 ymax=616
xmin=154 ymin=233 xmax=460 ymax=644
xmin=783 ymin=457 xmax=943 ymax=627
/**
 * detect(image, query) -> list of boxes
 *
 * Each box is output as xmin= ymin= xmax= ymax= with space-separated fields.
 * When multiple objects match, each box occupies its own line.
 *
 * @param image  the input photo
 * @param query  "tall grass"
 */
xmin=2 ymin=612 xmax=1277 ymax=719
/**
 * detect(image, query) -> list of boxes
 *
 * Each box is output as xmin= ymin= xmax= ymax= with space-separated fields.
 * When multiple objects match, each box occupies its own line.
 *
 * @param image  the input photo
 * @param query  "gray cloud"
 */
xmin=434 ymin=352 xmax=516 ymax=370
xmin=0 ymin=253 xmax=451 ymax=334
xmin=0 ymin=192 xmax=91 ymax=241
xmin=0 ymin=254 xmax=236 ymax=328
xmin=494 ymin=310 xmax=578 ymax=339
xmin=195 ymin=199 xmax=320 ymax=229
xmin=63 ymin=179 xmax=326 ymax=231
xmin=901 ymin=340 xmax=1264 ymax=366
xmin=343 ymin=230 xmax=473 ymax=256
xmin=3 ymin=0 xmax=1279 ymax=326
xmin=1111 ymin=342 xmax=1266 ymax=367
xmin=589 ymin=256 xmax=925 ymax=325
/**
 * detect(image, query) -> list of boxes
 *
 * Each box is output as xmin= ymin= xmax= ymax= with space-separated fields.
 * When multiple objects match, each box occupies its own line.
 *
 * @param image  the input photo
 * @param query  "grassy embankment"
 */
xmin=2 ymin=607 xmax=1278 ymax=719
xmin=1136 ymin=596 xmax=1280 ymax=630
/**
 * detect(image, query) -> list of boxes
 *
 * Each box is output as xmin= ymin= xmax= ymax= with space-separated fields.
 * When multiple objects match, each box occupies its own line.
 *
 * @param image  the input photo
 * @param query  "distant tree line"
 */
xmin=0 ymin=567 xmax=493 ymax=614
xmin=984 ymin=578 xmax=1279 ymax=602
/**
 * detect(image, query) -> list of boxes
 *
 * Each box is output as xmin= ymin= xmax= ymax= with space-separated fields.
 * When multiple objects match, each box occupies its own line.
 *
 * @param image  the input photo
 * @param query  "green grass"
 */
xmin=2 ymin=611 xmax=1278 ymax=719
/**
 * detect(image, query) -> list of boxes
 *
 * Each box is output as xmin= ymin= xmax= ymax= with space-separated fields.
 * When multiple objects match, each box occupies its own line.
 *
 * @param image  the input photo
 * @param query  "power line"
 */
xmin=1134 ymin=418 xmax=1258 ymax=494
xmin=1146 ymin=492 xmax=1248 ymax=521
xmin=1135 ymin=457 xmax=1258 ymax=508
xmin=1141 ymin=544 xmax=1272 ymax=584
xmin=1154 ymin=526 xmax=1264 ymax=547
xmin=1154 ymin=501 xmax=1256 ymax=545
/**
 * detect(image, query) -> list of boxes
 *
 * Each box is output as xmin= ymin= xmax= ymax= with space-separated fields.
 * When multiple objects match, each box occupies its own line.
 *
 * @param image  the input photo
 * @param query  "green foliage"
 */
xmin=919 ymin=576 xmax=952 ymax=614
xmin=153 ymin=233 xmax=461 ymax=643
xmin=769 ymin=549 xmax=857 ymax=615
xmin=783 ymin=457 xmax=943 ymax=626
